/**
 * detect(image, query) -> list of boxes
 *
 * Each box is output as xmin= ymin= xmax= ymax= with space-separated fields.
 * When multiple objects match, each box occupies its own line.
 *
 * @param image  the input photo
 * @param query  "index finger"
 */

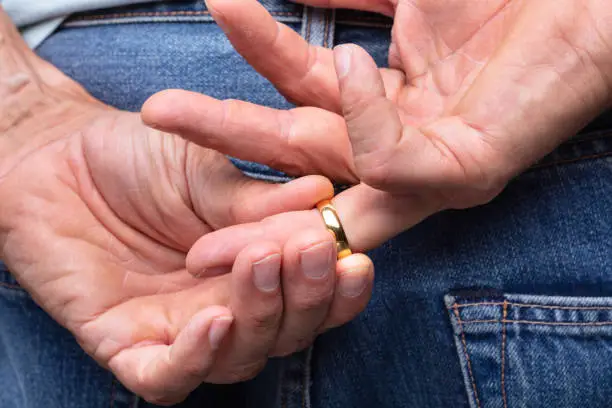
xmin=206 ymin=0 xmax=341 ymax=112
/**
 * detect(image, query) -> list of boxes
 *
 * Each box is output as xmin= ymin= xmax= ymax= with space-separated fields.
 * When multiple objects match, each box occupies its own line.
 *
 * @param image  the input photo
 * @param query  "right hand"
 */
xmin=0 ymin=8 xmax=374 ymax=405
xmin=142 ymin=0 xmax=612 ymax=270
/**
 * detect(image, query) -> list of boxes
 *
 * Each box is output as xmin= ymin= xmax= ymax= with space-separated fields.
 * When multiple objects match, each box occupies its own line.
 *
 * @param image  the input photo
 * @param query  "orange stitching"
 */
xmin=461 ymin=319 xmax=612 ymax=326
xmin=455 ymin=302 xmax=505 ymax=308
xmin=455 ymin=301 xmax=612 ymax=311
xmin=305 ymin=8 xmax=312 ymax=43
xmin=453 ymin=304 xmax=482 ymax=408
xmin=323 ymin=11 xmax=330 ymax=49
xmin=509 ymin=319 xmax=612 ymax=326
xmin=460 ymin=319 xmax=501 ymax=324
xmin=532 ymin=151 xmax=612 ymax=169
xmin=501 ymin=301 xmax=508 ymax=408
xmin=69 ymin=10 xmax=298 ymax=21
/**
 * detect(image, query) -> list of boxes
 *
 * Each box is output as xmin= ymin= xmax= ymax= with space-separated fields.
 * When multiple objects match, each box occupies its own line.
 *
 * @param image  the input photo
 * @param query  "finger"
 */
xmin=320 ymin=252 xmax=374 ymax=331
xmin=271 ymin=229 xmax=336 ymax=357
xmin=334 ymin=44 xmax=410 ymax=191
xmin=107 ymin=305 xmax=233 ymax=405
xmin=206 ymin=242 xmax=283 ymax=383
xmin=221 ymin=173 xmax=335 ymax=225
xmin=183 ymin=143 xmax=335 ymax=227
xmin=187 ymin=184 xmax=441 ymax=275
xmin=205 ymin=0 xmax=341 ymax=111
xmin=186 ymin=209 xmax=323 ymax=277
xmin=142 ymin=90 xmax=356 ymax=183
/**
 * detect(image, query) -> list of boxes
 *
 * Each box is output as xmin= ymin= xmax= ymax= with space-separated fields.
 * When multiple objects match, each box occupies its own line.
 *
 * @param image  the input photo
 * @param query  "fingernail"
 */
xmin=253 ymin=254 xmax=281 ymax=292
xmin=339 ymin=268 xmax=368 ymax=297
xmin=334 ymin=45 xmax=352 ymax=79
xmin=208 ymin=315 xmax=233 ymax=350
xmin=300 ymin=241 xmax=334 ymax=280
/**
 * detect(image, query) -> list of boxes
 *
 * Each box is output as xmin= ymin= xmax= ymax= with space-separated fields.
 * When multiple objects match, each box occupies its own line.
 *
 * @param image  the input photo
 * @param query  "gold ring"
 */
xmin=316 ymin=199 xmax=352 ymax=260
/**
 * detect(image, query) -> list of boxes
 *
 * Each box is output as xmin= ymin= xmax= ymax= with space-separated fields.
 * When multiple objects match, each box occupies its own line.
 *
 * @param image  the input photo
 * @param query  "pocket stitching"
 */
xmin=501 ymin=301 xmax=508 ymax=408
xmin=461 ymin=319 xmax=612 ymax=326
xmin=453 ymin=304 xmax=483 ymax=408
xmin=455 ymin=301 xmax=612 ymax=311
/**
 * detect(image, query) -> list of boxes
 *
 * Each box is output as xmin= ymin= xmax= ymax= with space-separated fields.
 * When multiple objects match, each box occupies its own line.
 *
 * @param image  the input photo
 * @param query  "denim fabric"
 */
xmin=446 ymin=294 xmax=612 ymax=408
xmin=0 ymin=268 xmax=137 ymax=408
xmin=1 ymin=1 xmax=611 ymax=407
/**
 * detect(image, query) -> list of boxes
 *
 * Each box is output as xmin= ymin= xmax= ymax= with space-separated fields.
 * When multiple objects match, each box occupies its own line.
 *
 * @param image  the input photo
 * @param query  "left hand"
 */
xmin=143 ymin=0 xmax=612 ymax=272
xmin=0 ymin=7 xmax=374 ymax=401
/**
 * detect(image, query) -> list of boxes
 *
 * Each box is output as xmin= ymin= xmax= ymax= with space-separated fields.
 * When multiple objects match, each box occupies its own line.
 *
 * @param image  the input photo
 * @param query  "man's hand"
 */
xmin=0 ymin=8 xmax=374 ymax=405
xmin=143 ymin=0 xmax=612 ymax=270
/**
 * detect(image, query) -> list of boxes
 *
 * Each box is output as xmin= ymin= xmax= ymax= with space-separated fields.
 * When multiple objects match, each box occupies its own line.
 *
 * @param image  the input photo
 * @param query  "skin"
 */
xmin=0 ymin=6 xmax=375 ymax=405
xmin=142 ymin=0 xmax=612 ymax=273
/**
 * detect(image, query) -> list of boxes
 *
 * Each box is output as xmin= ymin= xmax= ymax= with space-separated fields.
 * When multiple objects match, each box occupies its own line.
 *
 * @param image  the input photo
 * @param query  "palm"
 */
xmin=0 ymin=97 xmax=327 ymax=397
xmin=386 ymin=1 xmax=511 ymax=125
xmin=4 ymin=106 xmax=229 ymax=320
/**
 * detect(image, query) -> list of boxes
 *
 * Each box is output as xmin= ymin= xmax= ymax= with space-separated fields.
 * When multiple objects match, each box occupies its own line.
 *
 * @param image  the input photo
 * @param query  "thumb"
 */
xmin=333 ymin=44 xmax=405 ymax=191
xmin=334 ymin=44 xmax=467 ymax=193
xmin=109 ymin=306 xmax=233 ymax=405
xmin=79 ymin=278 xmax=233 ymax=405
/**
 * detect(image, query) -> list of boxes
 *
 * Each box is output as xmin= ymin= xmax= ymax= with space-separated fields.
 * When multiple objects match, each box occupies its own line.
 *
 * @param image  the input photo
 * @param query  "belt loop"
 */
xmin=301 ymin=6 xmax=336 ymax=49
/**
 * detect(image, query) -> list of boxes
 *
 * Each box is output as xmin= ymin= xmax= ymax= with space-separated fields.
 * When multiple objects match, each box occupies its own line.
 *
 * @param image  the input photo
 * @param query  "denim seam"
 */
xmin=69 ymin=10 xmax=300 ymax=21
xmin=302 ymin=345 xmax=313 ymax=408
xmin=323 ymin=11 xmax=330 ymax=48
xmin=335 ymin=20 xmax=392 ymax=28
xmin=459 ymin=319 xmax=612 ymax=326
xmin=501 ymin=301 xmax=508 ymax=408
xmin=305 ymin=8 xmax=312 ymax=43
xmin=455 ymin=301 xmax=612 ymax=310
xmin=452 ymin=304 xmax=482 ymax=408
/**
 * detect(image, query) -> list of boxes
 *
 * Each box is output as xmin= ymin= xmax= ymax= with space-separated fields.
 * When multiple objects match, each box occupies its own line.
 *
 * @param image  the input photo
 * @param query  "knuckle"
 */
xmin=247 ymin=308 xmax=281 ymax=333
xmin=292 ymin=288 xmax=334 ymax=312
xmin=356 ymin=155 xmax=393 ymax=189
xmin=342 ymin=93 xmax=372 ymax=125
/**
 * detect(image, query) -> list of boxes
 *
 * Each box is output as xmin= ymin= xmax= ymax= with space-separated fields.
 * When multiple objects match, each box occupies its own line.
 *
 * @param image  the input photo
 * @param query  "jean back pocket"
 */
xmin=446 ymin=293 xmax=612 ymax=408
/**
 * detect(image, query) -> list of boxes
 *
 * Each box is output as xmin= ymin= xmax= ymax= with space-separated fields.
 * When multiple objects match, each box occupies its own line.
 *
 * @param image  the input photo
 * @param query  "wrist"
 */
xmin=0 ymin=7 xmax=103 ymax=162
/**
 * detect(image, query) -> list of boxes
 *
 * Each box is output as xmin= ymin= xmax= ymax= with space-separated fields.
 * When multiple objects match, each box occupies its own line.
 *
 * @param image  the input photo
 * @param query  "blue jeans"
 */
xmin=1 ymin=1 xmax=611 ymax=407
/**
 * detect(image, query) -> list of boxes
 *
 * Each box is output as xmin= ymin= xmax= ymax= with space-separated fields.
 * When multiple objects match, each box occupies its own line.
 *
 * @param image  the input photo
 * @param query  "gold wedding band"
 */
xmin=316 ymin=199 xmax=352 ymax=260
